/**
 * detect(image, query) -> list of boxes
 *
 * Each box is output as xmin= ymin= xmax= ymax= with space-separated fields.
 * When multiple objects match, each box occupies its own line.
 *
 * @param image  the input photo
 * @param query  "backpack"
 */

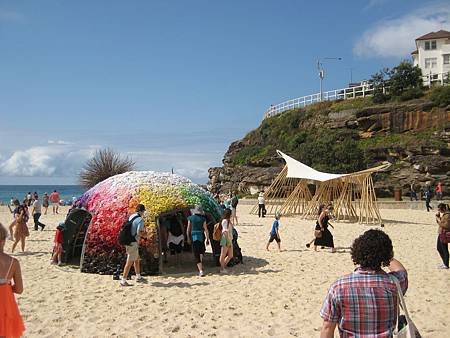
xmin=231 ymin=196 xmax=239 ymax=208
xmin=213 ymin=221 xmax=223 ymax=241
xmin=118 ymin=214 xmax=141 ymax=246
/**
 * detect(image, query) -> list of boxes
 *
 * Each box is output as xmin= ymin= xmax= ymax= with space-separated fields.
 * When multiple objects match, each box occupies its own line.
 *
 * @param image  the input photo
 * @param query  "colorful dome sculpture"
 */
xmin=78 ymin=171 xmax=221 ymax=274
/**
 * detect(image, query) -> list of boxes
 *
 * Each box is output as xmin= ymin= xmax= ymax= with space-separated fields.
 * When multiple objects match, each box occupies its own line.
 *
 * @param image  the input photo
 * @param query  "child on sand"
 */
xmin=266 ymin=212 xmax=281 ymax=252
xmin=51 ymin=224 xmax=64 ymax=266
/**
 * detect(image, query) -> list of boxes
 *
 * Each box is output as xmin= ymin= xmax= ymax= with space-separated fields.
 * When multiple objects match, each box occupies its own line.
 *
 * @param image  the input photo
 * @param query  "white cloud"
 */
xmin=0 ymin=145 xmax=96 ymax=177
xmin=47 ymin=140 xmax=74 ymax=145
xmin=354 ymin=3 xmax=450 ymax=58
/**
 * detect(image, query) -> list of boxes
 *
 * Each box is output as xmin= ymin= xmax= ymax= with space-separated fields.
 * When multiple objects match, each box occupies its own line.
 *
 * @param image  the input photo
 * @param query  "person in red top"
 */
xmin=435 ymin=182 xmax=443 ymax=201
xmin=49 ymin=190 xmax=60 ymax=215
xmin=51 ymin=224 xmax=64 ymax=266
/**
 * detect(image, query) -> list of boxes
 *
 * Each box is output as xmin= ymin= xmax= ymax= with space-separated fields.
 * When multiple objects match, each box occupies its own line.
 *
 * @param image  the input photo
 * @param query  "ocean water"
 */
xmin=0 ymin=185 xmax=86 ymax=204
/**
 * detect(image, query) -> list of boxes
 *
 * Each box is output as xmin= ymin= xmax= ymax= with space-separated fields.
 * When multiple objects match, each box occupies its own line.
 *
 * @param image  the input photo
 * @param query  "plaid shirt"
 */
xmin=320 ymin=268 xmax=408 ymax=337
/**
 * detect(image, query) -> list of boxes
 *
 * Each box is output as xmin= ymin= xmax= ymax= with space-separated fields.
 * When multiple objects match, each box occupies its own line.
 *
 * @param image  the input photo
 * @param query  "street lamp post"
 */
xmin=317 ymin=57 xmax=342 ymax=101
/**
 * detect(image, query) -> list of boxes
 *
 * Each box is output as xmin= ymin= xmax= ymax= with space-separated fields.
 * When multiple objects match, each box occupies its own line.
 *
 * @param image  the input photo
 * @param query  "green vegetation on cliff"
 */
xmin=231 ymin=87 xmax=449 ymax=174
xmin=232 ymin=99 xmax=368 ymax=173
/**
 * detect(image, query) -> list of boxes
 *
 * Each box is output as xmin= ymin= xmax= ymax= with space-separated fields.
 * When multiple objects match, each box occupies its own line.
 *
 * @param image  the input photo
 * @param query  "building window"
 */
xmin=425 ymin=57 xmax=437 ymax=68
xmin=425 ymin=40 xmax=437 ymax=50
xmin=444 ymin=54 xmax=450 ymax=65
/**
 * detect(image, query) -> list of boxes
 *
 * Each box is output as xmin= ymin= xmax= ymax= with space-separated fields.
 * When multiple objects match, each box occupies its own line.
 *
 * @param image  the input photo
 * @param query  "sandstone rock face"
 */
xmin=208 ymin=101 xmax=450 ymax=197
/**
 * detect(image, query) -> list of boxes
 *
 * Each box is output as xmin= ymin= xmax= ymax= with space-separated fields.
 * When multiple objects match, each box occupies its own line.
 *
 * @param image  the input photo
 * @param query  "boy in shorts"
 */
xmin=266 ymin=212 xmax=281 ymax=252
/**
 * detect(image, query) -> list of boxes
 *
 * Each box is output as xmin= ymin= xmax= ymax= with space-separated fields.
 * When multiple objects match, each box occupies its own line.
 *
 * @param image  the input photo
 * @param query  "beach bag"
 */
xmin=391 ymin=276 xmax=422 ymax=338
xmin=213 ymin=222 xmax=222 ymax=241
xmin=118 ymin=215 xmax=140 ymax=246
xmin=439 ymin=230 xmax=450 ymax=244
xmin=314 ymin=230 xmax=322 ymax=238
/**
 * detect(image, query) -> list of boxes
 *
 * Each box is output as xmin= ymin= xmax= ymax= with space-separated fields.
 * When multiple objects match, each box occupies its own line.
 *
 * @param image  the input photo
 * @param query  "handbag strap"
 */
xmin=390 ymin=275 xmax=413 ymax=334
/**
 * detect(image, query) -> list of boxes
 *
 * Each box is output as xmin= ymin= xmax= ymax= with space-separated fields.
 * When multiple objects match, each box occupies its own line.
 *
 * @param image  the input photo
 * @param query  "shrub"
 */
xmin=398 ymin=87 xmax=424 ymax=102
xmin=79 ymin=148 xmax=135 ymax=189
xmin=389 ymin=61 xmax=423 ymax=97
xmin=373 ymin=92 xmax=390 ymax=104
xmin=429 ymin=85 xmax=450 ymax=107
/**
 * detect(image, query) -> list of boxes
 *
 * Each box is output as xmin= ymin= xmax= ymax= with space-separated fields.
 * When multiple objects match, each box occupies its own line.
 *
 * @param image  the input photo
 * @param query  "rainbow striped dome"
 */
xmin=78 ymin=171 xmax=221 ymax=274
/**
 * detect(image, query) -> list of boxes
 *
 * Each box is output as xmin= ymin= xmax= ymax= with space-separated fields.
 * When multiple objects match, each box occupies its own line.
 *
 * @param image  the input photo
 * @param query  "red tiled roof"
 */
xmin=416 ymin=30 xmax=450 ymax=41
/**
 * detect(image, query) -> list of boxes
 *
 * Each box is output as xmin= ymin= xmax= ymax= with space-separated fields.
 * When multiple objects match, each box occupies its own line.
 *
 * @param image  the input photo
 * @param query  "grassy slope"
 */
xmin=231 ymin=95 xmax=448 ymax=173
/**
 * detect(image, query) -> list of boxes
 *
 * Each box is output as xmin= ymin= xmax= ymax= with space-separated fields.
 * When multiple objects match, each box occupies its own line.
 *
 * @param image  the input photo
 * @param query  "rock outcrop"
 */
xmin=208 ymin=100 xmax=450 ymax=197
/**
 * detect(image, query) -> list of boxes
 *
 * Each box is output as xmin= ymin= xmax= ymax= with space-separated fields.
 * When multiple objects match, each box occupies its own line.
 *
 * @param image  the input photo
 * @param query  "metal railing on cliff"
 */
xmin=263 ymin=72 xmax=449 ymax=119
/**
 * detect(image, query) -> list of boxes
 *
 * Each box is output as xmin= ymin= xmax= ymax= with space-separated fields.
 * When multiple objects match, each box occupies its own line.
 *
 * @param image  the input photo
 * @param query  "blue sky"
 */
xmin=0 ymin=0 xmax=449 ymax=185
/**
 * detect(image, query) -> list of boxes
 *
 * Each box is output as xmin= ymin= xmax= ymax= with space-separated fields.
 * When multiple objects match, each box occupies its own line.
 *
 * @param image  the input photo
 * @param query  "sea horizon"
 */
xmin=0 ymin=184 xmax=86 ymax=204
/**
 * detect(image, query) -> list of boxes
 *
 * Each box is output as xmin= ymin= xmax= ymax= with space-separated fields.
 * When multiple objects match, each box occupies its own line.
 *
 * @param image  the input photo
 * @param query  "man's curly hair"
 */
xmin=351 ymin=229 xmax=393 ymax=270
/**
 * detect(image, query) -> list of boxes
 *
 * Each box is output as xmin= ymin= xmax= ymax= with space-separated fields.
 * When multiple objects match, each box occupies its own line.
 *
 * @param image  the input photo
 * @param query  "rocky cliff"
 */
xmin=208 ymin=98 xmax=450 ymax=197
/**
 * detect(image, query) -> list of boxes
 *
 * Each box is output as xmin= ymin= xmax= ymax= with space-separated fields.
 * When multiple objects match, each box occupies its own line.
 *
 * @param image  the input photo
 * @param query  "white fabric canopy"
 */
xmin=277 ymin=150 xmax=347 ymax=182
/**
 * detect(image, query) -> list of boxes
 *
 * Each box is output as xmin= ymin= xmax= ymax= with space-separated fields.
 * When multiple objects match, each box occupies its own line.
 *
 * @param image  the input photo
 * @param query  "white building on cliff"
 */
xmin=412 ymin=30 xmax=450 ymax=86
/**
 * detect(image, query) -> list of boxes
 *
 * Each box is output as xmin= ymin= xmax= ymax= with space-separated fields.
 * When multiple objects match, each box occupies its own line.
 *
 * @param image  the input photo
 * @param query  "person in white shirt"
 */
xmin=31 ymin=194 xmax=46 ymax=231
xmin=258 ymin=192 xmax=266 ymax=218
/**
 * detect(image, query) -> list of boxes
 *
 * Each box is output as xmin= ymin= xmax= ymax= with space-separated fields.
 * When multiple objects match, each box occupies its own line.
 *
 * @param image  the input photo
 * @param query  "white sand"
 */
xmin=1 ymin=205 xmax=449 ymax=337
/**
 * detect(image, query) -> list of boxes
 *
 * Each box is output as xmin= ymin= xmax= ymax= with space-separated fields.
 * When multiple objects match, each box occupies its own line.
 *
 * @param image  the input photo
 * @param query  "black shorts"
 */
xmin=192 ymin=241 xmax=206 ymax=263
xmin=269 ymin=233 xmax=280 ymax=243
xmin=169 ymin=242 xmax=183 ymax=255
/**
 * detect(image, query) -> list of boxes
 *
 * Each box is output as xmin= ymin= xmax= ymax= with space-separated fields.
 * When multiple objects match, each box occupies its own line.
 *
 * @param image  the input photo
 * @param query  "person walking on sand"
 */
xmin=10 ymin=202 xmax=29 ymax=253
xmin=266 ymin=212 xmax=281 ymax=252
xmin=219 ymin=208 xmax=234 ymax=273
xmin=410 ymin=181 xmax=418 ymax=201
xmin=320 ymin=229 xmax=408 ymax=338
xmin=435 ymin=182 xmax=443 ymax=201
xmin=8 ymin=200 xmax=20 ymax=238
xmin=0 ymin=223 xmax=25 ymax=338
xmin=231 ymin=192 xmax=239 ymax=226
xmin=42 ymin=192 xmax=49 ymax=215
xmin=258 ymin=192 xmax=266 ymax=218
xmin=311 ymin=204 xmax=336 ymax=253
xmin=424 ymin=188 xmax=433 ymax=212
xmin=187 ymin=205 xmax=210 ymax=277
xmin=50 ymin=190 xmax=60 ymax=214
xmin=435 ymin=203 xmax=450 ymax=269
xmin=31 ymin=193 xmax=46 ymax=231
xmin=120 ymin=204 xmax=147 ymax=286
xmin=306 ymin=204 xmax=325 ymax=249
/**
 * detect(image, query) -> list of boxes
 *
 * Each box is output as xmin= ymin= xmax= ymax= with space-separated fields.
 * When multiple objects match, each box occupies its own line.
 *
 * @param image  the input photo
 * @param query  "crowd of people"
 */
xmin=1 ymin=189 xmax=448 ymax=337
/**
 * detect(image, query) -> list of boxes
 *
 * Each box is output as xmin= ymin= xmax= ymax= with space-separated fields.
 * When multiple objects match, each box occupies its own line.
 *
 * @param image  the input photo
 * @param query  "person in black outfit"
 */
xmin=313 ymin=204 xmax=336 ymax=253
xmin=424 ymin=188 xmax=433 ymax=212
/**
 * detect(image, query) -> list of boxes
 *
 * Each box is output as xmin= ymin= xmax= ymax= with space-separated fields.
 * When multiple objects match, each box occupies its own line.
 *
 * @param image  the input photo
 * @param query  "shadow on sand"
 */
xmin=285 ymin=246 xmax=351 ymax=254
xmin=151 ymin=281 xmax=209 ymax=288
xmin=238 ymin=222 xmax=264 ymax=227
xmin=382 ymin=219 xmax=431 ymax=226
xmin=12 ymin=251 xmax=49 ymax=257
xmin=160 ymin=252 xmax=271 ymax=278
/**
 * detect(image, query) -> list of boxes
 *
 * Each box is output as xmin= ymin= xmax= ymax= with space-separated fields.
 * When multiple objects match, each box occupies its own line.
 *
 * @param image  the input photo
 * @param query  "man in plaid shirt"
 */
xmin=320 ymin=229 xmax=408 ymax=338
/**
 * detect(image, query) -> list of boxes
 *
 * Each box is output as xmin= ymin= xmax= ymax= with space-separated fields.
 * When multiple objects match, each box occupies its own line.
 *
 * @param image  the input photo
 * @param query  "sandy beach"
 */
xmin=1 ymin=204 xmax=449 ymax=338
